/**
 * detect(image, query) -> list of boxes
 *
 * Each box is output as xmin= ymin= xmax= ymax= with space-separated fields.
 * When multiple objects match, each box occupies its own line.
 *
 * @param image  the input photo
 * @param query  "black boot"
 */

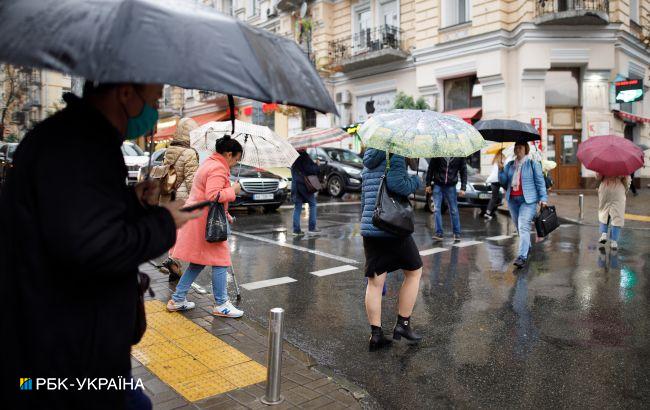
xmin=393 ymin=315 xmax=422 ymax=344
xmin=368 ymin=326 xmax=392 ymax=352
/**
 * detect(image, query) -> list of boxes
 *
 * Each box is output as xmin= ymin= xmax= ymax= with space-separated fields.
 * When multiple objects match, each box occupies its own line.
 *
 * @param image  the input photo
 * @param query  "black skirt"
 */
xmin=363 ymin=236 xmax=423 ymax=278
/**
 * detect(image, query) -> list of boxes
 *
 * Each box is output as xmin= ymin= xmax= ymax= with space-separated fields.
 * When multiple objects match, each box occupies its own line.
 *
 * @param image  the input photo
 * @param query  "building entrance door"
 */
xmin=547 ymin=130 xmax=581 ymax=189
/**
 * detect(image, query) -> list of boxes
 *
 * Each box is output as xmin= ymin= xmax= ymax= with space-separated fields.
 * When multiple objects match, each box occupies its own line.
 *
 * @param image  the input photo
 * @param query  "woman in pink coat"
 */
xmin=167 ymin=137 xmax=244 ymax=318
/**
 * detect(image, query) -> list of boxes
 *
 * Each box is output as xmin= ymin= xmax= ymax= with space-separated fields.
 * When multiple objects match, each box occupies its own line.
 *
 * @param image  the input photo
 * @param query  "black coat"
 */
xmin=290 ymin=151 xmax=319 ymax=202
xmin=0 ymin=95 xmax=176 ymax=409
xmin=425 ymin=157 xmax=468 ymax=191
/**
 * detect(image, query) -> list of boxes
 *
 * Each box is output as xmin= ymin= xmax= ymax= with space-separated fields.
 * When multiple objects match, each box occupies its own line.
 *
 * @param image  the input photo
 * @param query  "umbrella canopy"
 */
xmin=485 ymin=142 xmax=514 ymax=155
xmin=358 ymin=110 xmax=486 ymax=158
xmin=474 ymin=119 xmax=540 ymax=142
xmin=0 ymin=0 xmax=336 ymax=114
xmin=577 ymin=135 xmax=644 ymax=177
xmin=190 ymin=120 xmax=298 ymax=169
xmin=287 ymin=128 xmax=351 ymax=150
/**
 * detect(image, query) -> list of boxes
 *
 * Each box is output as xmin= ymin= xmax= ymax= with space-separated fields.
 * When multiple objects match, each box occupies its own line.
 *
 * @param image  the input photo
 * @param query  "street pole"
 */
xmin=579 ymin=194 xmax=584 ymax=220
xmin=261 ymin=308 xmax=285 ymax=405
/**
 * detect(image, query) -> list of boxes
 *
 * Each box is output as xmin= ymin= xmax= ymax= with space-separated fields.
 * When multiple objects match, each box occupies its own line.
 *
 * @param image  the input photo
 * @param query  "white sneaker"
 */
xmin=167 ymin=299 xmax=196 ymax=312
xmin=610 ymin=240 xmax=618 ymax=250
xmin=213 ymin=301 xmax=243 ymax=318
xmin=599 ymin=233 xmax=607 ymax=244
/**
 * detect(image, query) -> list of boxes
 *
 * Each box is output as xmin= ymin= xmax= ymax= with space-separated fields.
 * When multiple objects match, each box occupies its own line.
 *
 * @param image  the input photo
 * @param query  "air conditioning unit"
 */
xmin=267 ymin=7 xmax=278 ymax=17
xmin=336 ymin=90 xmax=351 ymax=105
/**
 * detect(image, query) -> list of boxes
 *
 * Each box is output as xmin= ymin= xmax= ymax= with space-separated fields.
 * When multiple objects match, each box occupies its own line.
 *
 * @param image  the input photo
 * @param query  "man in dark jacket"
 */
xmin=0 ymin=82 xmax=197 ymax=409
xmin=290 ymin=150 xmax=320 ymax=236
xmin=425 ymin=157 xmax=468 ymax=242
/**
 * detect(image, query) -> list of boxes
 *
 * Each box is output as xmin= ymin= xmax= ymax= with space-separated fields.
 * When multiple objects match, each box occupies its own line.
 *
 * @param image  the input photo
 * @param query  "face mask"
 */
xmin=124 ymin=91 xmax=159 ymax=140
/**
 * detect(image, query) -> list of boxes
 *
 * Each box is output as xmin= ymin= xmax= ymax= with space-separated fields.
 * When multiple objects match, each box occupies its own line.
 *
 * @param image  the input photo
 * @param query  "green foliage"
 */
xmin=393 ymin=91 xmax=430 ymax=110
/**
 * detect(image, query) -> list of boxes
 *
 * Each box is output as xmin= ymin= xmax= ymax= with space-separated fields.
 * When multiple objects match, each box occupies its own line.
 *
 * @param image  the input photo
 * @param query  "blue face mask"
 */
xmin=124 ymin=92 xmax=159 ymax=140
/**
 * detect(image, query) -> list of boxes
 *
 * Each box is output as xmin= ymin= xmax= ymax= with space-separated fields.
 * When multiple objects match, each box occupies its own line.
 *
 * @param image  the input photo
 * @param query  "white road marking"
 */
xmin=231 ymin=231 xmax=359 ymax=264
xmin=241 ymin=277 xmax=297 ymax=290
xmin=310 ymin=265 xmax=357 ymax=277
xmin=419 ymin=248 xmax=448 ymax=256
xmin=279 ymin=201 xmax=361 ymax=210
xmin=453 ymin=240 xmax=483 ymax=248
xmin=486 ymin=235 xmax=513 ymax=241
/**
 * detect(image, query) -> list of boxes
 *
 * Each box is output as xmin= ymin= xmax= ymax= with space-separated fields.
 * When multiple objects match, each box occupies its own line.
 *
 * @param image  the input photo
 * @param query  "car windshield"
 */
xmin=324 ymin=149 xmax=362 ymax=164
xmin=121 ymin=144 xmax=145 ymax=156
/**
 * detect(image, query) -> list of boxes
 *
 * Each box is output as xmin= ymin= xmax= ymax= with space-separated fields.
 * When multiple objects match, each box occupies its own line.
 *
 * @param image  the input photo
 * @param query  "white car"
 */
xmin=122 ymin=142 xmax=150 ymax=185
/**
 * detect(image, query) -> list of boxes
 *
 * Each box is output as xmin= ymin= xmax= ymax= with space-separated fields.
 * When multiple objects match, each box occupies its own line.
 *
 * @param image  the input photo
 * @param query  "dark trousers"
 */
xmin=630 ymin=173 xmax=637 ymax=194
xmin=486 ymin=183 xmax=501 ymax=215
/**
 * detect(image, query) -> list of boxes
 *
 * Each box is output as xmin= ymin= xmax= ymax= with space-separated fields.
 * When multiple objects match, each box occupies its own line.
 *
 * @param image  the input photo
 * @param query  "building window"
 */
xmin=442 ymin=0 xmax=470 ymax=28
xmin=252 ymin=101 xmax=274 ymax=130
xmin=630 ymin=0 xmax=639 ymax=23
xmin=545 ymin=69 xmax=580 ymax=107
xmin=380 ymin=0 xmax=399 ymax=28
xmin=303 ymin=109 xmax=316 ymax=129
xmin=443 ymin=76 xmax=481 ymax=111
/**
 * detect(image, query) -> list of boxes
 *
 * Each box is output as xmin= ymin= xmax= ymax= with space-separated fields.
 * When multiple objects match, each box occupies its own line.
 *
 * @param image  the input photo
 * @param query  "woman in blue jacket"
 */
xmin=499 ymin=142 xmax=548 ymax=268
xmin=361 ymin=149 xmax=423 ymax=351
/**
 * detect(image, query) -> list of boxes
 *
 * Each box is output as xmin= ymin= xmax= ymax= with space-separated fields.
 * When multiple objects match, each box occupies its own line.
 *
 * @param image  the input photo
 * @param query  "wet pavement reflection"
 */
xmin=188 ymin=199 xmax=649 ymax=408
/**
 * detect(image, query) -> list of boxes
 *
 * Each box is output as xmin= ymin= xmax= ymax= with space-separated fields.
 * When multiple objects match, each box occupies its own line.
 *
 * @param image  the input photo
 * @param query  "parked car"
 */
xmin=0 ymin=142 xmax=18 ymax=188
xmin=410 ymin=159 xmax=499 ymax=213
xmin=307 ymin=147 xmax=363 ymax=197
xmin=230 ymin=165 xmax=288 ymax=212
xmin=137 ymin=148 xmax=166 ymax=182
xmin=121 ymin=141 xmax=150 ymax=185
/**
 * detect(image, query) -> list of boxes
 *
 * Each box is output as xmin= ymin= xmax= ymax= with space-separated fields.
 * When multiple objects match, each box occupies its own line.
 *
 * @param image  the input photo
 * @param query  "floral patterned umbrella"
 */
xmin=358 ymin=110 xmax=487 ymax=158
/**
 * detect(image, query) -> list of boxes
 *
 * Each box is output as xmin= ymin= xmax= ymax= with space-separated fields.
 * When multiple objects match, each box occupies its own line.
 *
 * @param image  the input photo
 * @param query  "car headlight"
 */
xmin=341 ymin=166 xmax=361 ymax=177
xmin=278 ymin=178 xmax=288 ymax=189
xmin=349 ymin=178 xmax=361 ymax=184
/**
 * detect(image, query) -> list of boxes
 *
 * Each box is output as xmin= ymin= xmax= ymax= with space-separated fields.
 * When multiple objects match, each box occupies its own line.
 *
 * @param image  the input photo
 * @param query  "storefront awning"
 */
xmin=154 ymin=110 xmax=230 ymax=141
xmin=443 ymin=107 xmax=482 ymax=124
xmin=614 ymin=110 xmax=650 ymax=124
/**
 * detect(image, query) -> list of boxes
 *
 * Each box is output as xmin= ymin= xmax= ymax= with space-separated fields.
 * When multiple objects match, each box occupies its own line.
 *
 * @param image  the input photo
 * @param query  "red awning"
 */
xmin=443 ymin=107 xmax=482 ymax=124
xmin=154 ymin=111 xmax=230 ymax=141
xmin=614 ymin=110 xmax=650 ymax=124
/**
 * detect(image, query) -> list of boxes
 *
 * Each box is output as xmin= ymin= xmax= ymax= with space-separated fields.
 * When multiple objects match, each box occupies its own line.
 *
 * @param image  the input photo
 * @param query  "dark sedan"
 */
xmin=230 ymin=165 xmax=289 ymax=212
xmin=307 ymin=147 xmax=363 ymax=197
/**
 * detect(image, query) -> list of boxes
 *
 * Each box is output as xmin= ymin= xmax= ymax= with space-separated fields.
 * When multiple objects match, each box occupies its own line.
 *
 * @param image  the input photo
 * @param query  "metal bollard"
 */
xmin=261 ymin=308 xmax=285 ymax=405
xmin=579 ymin=194 xmax=584 ymax=220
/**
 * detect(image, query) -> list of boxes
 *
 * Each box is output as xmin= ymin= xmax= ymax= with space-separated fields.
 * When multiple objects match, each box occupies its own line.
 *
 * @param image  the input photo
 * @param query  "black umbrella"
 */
xmin=0 ymin=0 xmax=337 ymax=114
xmin=474 ymin=119 xmax=540 ymax=142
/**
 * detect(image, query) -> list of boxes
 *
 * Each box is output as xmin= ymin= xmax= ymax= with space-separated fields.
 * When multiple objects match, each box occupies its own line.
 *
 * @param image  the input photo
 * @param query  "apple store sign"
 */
xmin=356 ymin=91 xmax=396 ymax=122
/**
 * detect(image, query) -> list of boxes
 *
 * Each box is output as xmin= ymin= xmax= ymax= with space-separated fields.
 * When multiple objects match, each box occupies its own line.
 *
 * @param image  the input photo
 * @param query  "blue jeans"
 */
xmin=600 ymin=222 xmax=621 ymax=241
xmin=172 ymin=263 xmax=229 ymax=305
xmin=433 ymin=184 xmax=461 ymax=236
xmin=508 ymin=196 xmax=537 ymax=259
xmin=293 ymin=194 xmax=317 ymax=233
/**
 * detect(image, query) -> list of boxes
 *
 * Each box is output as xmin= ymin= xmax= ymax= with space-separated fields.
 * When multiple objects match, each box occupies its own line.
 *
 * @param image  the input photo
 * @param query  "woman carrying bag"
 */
xmin=499 ymin=141 xmax=548 ymax=268
xmin=167 ymin=137 xmax=244 ymax=318
xmin=597 ymin=173 xmax=630 ymax=250
xmin=360 ymin=148 xmax=423 ymax=351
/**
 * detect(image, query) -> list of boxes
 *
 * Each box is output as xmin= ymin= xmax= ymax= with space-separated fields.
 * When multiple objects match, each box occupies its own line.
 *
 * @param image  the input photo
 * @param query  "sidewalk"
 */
xmin=134 ymin=263 xmax=370 ymax=409
xmin=499 ymin=189 xmax=650 ymax=230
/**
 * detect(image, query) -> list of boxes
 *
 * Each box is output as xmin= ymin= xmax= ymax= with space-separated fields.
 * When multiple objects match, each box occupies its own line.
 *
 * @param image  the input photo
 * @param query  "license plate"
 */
xmin=253 ymin=193 xmax=274 ymax=201
xmin=479 ymin=193 xmax=491 ymax=199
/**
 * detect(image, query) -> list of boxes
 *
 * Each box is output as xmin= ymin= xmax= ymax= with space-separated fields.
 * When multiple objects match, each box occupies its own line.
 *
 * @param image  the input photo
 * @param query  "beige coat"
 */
xmin=598 ymin=174 xmax=630 ymax=227
xmin=161 ymin=118 xmax=199 ymax=203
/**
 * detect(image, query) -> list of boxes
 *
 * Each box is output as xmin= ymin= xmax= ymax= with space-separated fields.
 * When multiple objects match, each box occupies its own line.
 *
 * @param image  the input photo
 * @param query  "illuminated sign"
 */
xmin=615 ymin=79 xmax=643 ymax=103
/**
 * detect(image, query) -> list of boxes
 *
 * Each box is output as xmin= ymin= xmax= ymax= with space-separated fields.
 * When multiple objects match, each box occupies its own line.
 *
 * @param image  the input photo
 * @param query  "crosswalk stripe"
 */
xmin=241 ymin=277 xmax=297 ymax=290
xmin=419 ymin=248 xmax=448 ymax=256
xmin=486 ymin=235 xmax=512 ymax=241
xmin=453 ymin=240 xmax=483 ymax=248
xmin=310 ymin=265 xmax=357 ymax=277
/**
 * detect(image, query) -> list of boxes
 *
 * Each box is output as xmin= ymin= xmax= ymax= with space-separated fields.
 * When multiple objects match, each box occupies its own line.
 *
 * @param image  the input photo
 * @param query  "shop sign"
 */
xmin=615 ymin=79 xmax=643 ymax=103
xmin=587 ymin=121 xmax=610 ymax=137
xmin=530 ymin=117 xmax=543 ymax=151
xmin=356 ymin=90 xmax=396 ymax=122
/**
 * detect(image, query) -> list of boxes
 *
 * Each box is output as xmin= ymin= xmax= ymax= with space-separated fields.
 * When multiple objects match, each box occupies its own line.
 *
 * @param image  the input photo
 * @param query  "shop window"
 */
xmin=303 ymin=109 xmax=316 ymax=129
xmin=443 ymin=76 xmax=481 ymax=111
xmin=442 ymin=0 xmax=470 ymax=28
xmin=252 ymin=101 xmax=275 ymax=130
xmin=545 ymin=69 xmax=580 ymax=107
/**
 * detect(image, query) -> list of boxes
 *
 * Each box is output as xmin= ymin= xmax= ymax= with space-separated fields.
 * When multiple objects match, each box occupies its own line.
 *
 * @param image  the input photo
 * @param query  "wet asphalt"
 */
xmin=182 ymin=196 xmax=650 ymax=409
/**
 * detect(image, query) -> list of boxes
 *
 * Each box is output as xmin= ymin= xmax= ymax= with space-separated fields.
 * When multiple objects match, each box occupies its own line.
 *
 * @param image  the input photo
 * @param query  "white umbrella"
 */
xmin=190 ymin=120 xmax=299 ymax=170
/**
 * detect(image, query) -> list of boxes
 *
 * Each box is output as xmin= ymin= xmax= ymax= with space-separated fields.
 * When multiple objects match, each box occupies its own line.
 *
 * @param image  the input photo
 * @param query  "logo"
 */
xmin=20 ymin=378 xmax=33 ymax=390
xmin=365 ymin=99 xmax=375 ymax=115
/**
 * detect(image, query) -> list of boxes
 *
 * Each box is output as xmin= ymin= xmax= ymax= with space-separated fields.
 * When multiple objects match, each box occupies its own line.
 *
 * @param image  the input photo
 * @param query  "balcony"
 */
xmin=535 ymin=0 xmax=609 ymax=25
xmin=329 ymin=25 xmax=408 ymax=73
xmin=198 ymin=90 xmax=226 ymax=103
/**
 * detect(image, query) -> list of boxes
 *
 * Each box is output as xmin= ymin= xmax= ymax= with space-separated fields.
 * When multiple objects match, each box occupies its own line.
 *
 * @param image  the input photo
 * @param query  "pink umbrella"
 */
xmin=577 ymin=135 xmax=644 ymax=176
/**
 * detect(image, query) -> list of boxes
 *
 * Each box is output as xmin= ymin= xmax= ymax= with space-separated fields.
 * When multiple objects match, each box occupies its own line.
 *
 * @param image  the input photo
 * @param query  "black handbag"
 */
xmin=534 ymin=205 xmax=559 ymax=237
xmin=133 ymin=271 xmax=153 ymax=345
xmin=205 ymin=193 xmax=228 ymax=243
xmin=372 ymin=172 xmax=415 ymax=237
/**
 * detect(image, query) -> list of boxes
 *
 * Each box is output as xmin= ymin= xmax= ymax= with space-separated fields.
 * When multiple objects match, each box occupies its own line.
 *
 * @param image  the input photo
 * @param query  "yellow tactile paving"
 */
xmin=625 ymin=213 xmax=650 ymax=222
xmin=217 ymin=361 xmax=267 ymax=388
xmin=132 ymin=301 xmax=267 ymax=402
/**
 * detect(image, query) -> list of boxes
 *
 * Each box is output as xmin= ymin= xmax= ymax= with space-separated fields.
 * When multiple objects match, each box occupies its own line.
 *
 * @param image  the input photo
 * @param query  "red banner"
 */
xmin=530 ymin=117 xmax=543 ymax=151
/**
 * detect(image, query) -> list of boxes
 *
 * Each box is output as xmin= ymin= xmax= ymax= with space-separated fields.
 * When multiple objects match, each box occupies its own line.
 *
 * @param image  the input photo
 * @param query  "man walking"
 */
xmin=0 ymin=82 xmax=197 ymax=409
xmin=425 ymin=157 xmax=468 ymax=242
xmin=290 ymin=149 xmax=321 ymax=236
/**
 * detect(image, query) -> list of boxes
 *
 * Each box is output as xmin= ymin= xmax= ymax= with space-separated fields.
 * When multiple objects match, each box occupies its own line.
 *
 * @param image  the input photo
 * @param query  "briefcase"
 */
xmin=534 ymin=205 xmax=559 ymax=237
